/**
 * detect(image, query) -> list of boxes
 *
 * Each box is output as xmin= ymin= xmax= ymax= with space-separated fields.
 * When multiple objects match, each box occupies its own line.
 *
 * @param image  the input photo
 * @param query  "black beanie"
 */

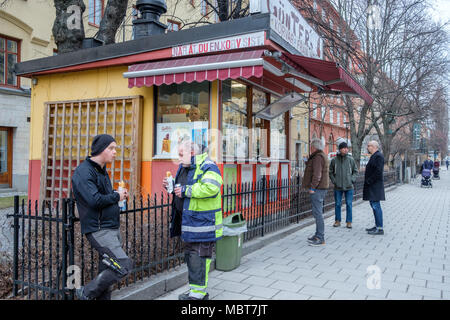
xmin=338 ymin=142 xmax=348 ymax=150
xmin=91 ymin=134 xmax=116 ymax=156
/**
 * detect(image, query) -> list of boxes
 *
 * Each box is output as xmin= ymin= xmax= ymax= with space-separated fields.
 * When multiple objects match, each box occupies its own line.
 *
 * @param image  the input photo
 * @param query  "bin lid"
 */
xmin=223 ymin=212 xmax=246 ymax=228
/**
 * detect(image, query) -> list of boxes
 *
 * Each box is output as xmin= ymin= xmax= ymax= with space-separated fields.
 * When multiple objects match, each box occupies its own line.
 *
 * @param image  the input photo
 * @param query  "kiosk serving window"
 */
xmin=222 ymin=80 xmax=248 ymax=160
xmin=252 ymin=88 xmax=269 ymax=160
xmin=270 ymin=94 xmax=287 ymax=160
xmin=156 ymin=82 xmax=210 ymax=158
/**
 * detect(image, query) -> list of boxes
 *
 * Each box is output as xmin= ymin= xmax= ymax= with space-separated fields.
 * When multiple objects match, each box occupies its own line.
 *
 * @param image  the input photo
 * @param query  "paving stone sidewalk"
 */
xmin=158 ymin=169 xmax=450 ymax=300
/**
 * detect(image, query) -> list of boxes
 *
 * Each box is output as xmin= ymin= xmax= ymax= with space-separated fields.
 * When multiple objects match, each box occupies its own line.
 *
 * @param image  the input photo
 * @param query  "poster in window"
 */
xmin=156 ymin=121 xmax=208 ymax=158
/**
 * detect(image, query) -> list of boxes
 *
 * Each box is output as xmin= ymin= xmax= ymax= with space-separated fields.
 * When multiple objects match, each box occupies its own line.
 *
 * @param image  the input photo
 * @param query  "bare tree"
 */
xmin=167 ymin=0 xmax=249 ymax=29
xmin=52 ymin=0 xmax=86 ymax=54
xmin=52 ymin=0 xmax=130 ymax=53
xmin=295 ymin=0 xmax=449 ymax=167
xmin=96 ymin=0 xmax=129 ymax=45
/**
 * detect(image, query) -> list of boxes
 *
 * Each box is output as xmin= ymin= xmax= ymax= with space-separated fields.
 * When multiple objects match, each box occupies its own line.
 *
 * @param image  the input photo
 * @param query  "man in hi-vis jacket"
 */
xmin=164 ymin=135 xmax=223 ymax=300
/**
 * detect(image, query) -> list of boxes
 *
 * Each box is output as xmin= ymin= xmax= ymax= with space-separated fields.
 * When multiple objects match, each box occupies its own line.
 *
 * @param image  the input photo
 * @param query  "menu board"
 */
xmin=155 ymin=121 xmax=208 ymax=159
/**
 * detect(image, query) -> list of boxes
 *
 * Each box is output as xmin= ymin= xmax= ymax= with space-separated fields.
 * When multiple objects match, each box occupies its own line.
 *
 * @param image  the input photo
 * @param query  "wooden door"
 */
xmin=0 ymin=127 xmax=12 ymax=187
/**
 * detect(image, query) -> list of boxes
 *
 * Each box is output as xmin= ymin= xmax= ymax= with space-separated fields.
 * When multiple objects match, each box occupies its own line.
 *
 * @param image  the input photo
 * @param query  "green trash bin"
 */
xmin=215 ymin=212 xmax=247 ymax=271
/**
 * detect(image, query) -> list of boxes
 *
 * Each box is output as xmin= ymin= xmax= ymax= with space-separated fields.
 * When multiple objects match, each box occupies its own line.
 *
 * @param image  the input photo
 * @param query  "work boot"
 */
xmin=346 ymin=222 xmax=352 ymax=229
xmin=75 ymin=286 xmax=92 ymax=300
xmin=178 ymin=292 xmax=210 ymax=300
xmin=333 ymin=221 xmax=341 ymax=227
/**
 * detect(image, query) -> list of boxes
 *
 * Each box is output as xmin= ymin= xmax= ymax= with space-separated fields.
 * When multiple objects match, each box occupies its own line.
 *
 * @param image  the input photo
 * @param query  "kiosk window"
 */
xmin=252 ymin=88 xmax=268 ymax=160
xmin=156 ymin=82 xmax=210 ymax=158
xmin=222 ymin=80 xmax=248 ymax=160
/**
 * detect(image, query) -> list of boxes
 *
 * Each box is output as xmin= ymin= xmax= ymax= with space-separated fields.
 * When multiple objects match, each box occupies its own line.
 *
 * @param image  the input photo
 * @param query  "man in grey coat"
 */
xmin=329 ymin=142 xmax=358 ymax=229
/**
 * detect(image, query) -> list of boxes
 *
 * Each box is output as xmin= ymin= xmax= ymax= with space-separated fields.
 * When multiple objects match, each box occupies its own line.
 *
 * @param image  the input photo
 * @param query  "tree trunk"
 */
xmin=96 ymin=0 xmax=129 ymax=45
xmin=52 ymin=0 xmax=86 ymax=54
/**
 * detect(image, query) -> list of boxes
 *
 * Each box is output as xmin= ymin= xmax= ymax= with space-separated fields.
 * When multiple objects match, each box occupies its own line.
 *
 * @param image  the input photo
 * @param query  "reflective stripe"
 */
xmin=201 ymin=178 xmax=221 ymax=188
xmin=186 ymin=185 xmax=192 ymax=198
xmin=182 ymin=224 xmax=223 ymax=233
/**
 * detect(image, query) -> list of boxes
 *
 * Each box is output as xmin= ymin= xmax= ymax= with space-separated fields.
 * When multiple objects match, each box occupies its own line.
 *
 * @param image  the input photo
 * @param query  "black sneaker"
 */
xmin=308 ymin=237 xmax=325 ymax=246
xmin=178 ymin=292 xmax=210 ymax=300
xmin=75 ymin=286 xmax=92 ymax=300
xmin=365 ymin=226 xmax=377 ymax=232
xmin=307 ymin=235 xmax=318 ymax=243
xmin=368 ymin=228 xmax=384 ymax=235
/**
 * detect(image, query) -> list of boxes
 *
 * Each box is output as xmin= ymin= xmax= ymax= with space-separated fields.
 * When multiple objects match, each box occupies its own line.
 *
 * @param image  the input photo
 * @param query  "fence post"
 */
xmin=61 ymin=199 xmax=68 ymax=300
xmin=261 ymin=176 xmax=266 ymax=237
xmin=12 ymin=195 xmax=20 ymax=297
xmin=296 ymin=175 xmax=301 ymax=224
xmin=67 ymin=198 xmax=75 ymax=300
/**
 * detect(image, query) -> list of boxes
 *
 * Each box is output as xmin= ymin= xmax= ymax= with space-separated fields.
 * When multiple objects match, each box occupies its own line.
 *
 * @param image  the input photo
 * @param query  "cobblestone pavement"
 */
xmin=158 ymin=169 xmax=450 ymax=300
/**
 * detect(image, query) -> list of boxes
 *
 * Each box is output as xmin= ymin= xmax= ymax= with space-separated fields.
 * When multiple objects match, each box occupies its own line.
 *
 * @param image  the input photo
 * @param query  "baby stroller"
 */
xmin=421 ymin=169 xmax=432 ymax=188
xmin=432 ymin=161 xmax=440 ymax=180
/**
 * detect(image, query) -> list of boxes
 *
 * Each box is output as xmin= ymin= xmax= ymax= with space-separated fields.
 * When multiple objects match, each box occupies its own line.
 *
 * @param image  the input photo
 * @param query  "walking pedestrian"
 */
xmin=164 ymin=135 xmax=223 ymax=300
xmin=363 ymin=140 xmax=385 ymax=235
xmin=446 ymin=158 xmax=449 ymax=170
xmin=302 ymin=138 xmax=329 ymax=246
xmin=71 ymin=134 xmax=134 ymax=300
xmin=329 ymin=141 xmax=358 ymax=229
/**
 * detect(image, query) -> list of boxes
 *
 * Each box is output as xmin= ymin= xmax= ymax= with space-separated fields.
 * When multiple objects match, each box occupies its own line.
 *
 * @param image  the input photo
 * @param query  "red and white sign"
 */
xmin=172 ymin=31 xmax=265 ymax=57
xmin=269 ymin=0 xmax=323 ymax=59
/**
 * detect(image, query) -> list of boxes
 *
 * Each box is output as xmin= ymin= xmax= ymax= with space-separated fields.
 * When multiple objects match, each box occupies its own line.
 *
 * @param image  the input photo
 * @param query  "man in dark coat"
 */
xmin=72 ymin=134 xmax=133 ymax=300
xmin=363 ymin=140 xmax=385 ymax=235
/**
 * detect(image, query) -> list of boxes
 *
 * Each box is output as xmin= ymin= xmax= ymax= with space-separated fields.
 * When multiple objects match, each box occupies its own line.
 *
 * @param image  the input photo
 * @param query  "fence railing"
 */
xmin=8 ymin=171 xmax=397 ymax=300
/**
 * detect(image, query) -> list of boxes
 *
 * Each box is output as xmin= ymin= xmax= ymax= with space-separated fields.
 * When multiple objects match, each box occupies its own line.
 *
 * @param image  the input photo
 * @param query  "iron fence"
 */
xmin=8 ymin=171 xmax=397 ymax=300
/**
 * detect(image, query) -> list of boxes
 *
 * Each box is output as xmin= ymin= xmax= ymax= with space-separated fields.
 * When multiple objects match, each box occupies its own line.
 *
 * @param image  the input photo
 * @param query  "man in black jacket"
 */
xmin=71 ymin=134 xmax=133 ymax=300
xmin=363 ymin=140 xmax=385 ymax=235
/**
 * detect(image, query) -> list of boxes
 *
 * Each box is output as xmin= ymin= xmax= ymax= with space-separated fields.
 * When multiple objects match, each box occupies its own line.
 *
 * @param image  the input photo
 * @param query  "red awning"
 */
xmin=281 ymin=52 xmax=374 ymax=104
xmin=124 ymin=50 xmax=266 ymax=88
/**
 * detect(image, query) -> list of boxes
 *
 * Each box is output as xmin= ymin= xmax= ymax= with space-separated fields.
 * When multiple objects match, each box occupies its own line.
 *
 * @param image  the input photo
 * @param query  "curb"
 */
xmin=112 ymin=184 xmax=398 ymax=300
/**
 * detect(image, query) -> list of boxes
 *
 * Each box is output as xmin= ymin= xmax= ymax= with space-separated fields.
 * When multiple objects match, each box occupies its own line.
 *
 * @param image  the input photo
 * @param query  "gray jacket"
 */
xmin=329 ymin=153 xmax=358 ymax=190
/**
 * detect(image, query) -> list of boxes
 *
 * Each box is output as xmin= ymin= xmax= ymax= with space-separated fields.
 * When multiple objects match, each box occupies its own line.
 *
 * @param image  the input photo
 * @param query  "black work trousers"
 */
xmin=84 ymin=229 xmax=133 ymax=299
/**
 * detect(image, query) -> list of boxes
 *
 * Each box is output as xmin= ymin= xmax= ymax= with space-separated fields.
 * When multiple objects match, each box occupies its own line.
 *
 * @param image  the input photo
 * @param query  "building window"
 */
xmin=167 ymin=20 xmax=181 ymax=32
xmin=304 ymin=117 xmax=308 ymax=129
xmin=321 ymin=106 xmax=326 ymax=120
xmin=156 ymin=82 xmax=210 ymax=158
xmin=343 ymin=114 xmax=347 ymax=123
xmin=337 ymin=111 xmax=340 ymax=125
xmin=89 ymin=0 xmax=104 ymax=27
xmin=297 ymin=120 xmax=301 ymax=132
xmin=0 ymin=36 xmax=20 ymax=87
xmin=312 ymin=104 xmax=317 ymax=118
xmin=328 ymin=136 xmax=333 ymax=153
xmin=329 ymin=108 xmax=333 ymax=123
xmin=201 ymin=0 xmax=208 ymax=16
